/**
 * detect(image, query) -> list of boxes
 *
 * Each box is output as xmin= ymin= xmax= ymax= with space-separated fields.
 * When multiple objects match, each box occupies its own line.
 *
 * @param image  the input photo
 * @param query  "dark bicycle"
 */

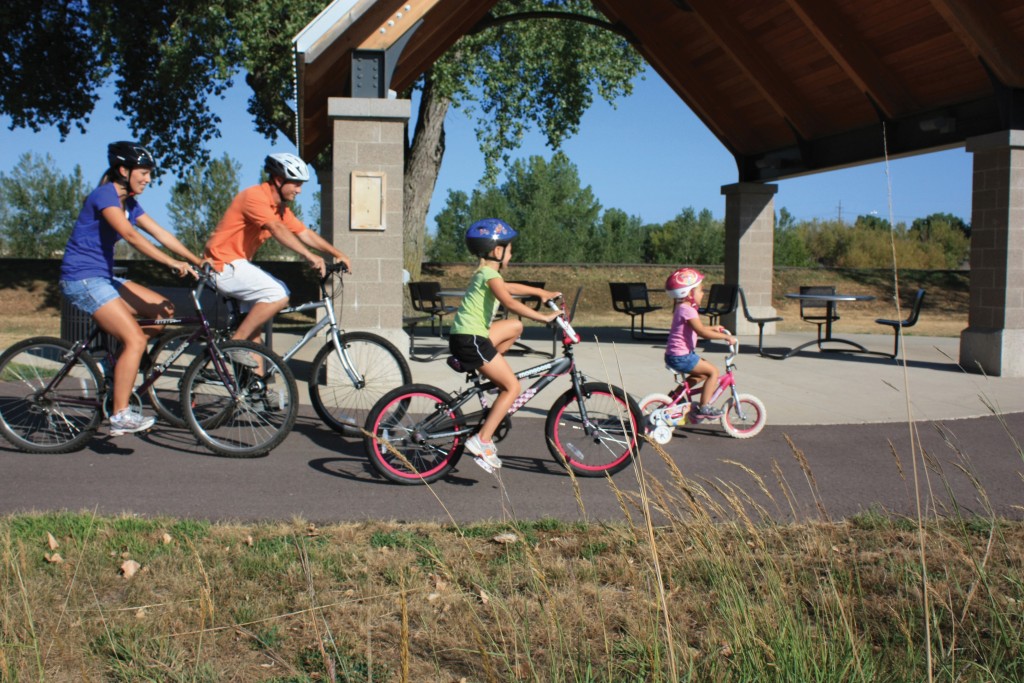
xmin=146 ymin=263 xmax=410 ymax=435
xmin=363 ymin=291 xmax=644 ymax=484
xmin=0 ymin=267 xmax=297 ymax=457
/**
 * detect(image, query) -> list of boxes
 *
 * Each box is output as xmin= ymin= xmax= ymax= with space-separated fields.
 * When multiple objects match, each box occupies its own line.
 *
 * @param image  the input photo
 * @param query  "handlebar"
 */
xmin=544 ymin=294 xmax=581 ymax=345
xmin=719 ymin=328 xmax=738 ymax=356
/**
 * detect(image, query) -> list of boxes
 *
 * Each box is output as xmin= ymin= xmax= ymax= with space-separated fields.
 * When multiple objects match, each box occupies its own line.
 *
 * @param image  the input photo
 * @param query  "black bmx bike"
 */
xmin=363 ymin=292 xmax=644 ymax=484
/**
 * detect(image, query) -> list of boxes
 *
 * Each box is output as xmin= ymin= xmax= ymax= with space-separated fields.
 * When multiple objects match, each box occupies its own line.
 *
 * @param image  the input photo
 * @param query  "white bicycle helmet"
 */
xmin=264 ymin=153 xmax=310 ymax=182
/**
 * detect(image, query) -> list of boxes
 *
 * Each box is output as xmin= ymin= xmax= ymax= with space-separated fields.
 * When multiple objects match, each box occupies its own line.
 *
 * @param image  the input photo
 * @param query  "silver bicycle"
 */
xmin=147 ymin=263 xmax=411 ymax=436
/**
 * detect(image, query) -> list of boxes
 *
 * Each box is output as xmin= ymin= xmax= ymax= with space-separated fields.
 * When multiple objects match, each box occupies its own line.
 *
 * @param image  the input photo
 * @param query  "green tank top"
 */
xmin=450 ymin=266 xmax=501 ymax=337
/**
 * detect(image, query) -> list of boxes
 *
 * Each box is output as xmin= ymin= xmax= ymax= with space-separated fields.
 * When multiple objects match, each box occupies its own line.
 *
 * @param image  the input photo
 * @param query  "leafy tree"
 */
xmin=168 ymin=154 xmax=241 ymax=256
xmin=591 ymin=209 xmax=646 ymax=264
xmin=428 ymin=191 xmax=473 ymax=263
xmin=2 ymin=0 xmax=643 ymax=280
xmin=854 ymin=213 xmax=891 ymax=231
xmin=645 ymin=208 xmax=724 ymax=265
xmin=428 ymin=153 xmax=600 ymax=263
xmin=908 ymin=215 xmax=969 ymax=268
xmin=912 ymin=212 xmax=970 ymax=238
xmin=0 ymin=153 xmax=90 ymax=257
xmin=497 ymin=154 xmax=600 ymax=263
xmin=408 ymin=1 xmax=643 ymax=277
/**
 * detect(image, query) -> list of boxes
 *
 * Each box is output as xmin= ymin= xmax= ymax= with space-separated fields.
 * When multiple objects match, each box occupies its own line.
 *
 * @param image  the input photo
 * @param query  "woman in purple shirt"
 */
xmin=60 ymin=141 xmax=204 ymax=436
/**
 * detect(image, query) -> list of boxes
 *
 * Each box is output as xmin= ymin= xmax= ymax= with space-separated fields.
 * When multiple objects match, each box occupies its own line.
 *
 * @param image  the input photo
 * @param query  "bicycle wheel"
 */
xmin=545 ymin=382 xmax=642 ymax=477
xmin=0 ymin=337 xmax=104 ymax=453
xmin=146 ymin=330 xmax=205 ymax=427
xmin=180 ymin=340 xmax=298 ymax=457
xmin=720 ymin=393 xmax=767 ymax=439
xmin=363 ymin=384 xmax=465 ymax=484
xmin=309 ymin=331 xmax=411 ymax=437
xmin=638 ymin=393 xmax=674 ymax=415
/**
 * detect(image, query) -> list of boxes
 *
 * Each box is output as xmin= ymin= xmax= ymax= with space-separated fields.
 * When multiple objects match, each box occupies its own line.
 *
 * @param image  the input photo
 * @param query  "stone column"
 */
xmin=960 ymin=130 xmax=1024 ymax=377
xmin=721 ymin=182 xmax=779 ymax=335
xmin=327 ymin=97 xmax=411 ymax=351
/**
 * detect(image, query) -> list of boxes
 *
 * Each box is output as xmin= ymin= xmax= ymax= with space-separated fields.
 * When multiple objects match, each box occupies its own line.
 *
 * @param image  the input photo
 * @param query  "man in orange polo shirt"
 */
xmin=204 ymin=153 xmax=352 ymax=351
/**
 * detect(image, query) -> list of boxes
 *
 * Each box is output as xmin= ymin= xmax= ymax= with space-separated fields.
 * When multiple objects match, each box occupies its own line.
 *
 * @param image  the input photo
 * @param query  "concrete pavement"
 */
xmin=324 ymin=324 xmax=1024 ymax=426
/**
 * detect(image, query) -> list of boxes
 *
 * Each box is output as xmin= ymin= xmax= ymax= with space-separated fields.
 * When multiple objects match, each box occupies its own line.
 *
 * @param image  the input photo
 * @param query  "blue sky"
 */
xmin=1 ymin=69 xmax=972 ymax=233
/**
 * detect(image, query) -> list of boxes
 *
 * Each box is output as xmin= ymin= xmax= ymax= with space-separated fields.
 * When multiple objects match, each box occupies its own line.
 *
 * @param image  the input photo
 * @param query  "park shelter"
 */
xmin=293 ymin=0 xmax=1024 ymax=376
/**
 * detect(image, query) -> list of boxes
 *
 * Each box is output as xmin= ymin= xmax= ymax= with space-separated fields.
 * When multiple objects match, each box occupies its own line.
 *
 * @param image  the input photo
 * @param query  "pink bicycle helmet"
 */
xmin=665 ymin=267 xmax=704 ymax=300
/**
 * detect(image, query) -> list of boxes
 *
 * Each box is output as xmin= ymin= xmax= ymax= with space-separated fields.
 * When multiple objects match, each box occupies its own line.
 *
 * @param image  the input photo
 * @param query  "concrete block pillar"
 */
xmin=960 ymin=130 xmax=1024 ymax=377
xmin=327 ymin=97 xmax=411 ymax=350
xmin=721 ymin=182 xmax=779 ymax=335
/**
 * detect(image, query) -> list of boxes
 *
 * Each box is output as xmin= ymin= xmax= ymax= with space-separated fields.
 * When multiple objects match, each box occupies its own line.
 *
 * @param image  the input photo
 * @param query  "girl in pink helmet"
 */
xmin=663 ymin=268 xmax=738 ymax=419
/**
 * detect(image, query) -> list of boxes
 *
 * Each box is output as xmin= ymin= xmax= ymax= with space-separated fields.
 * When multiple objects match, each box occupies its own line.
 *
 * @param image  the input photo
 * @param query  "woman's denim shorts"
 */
xmin=60 ymin=276 xmax=128 ymax=316
xmin=665 ymin=352 xmax=701 ymax=374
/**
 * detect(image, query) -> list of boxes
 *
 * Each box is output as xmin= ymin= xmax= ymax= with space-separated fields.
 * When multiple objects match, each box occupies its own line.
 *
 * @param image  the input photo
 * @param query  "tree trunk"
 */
xmin=403 ymin=73 xmax=450 ymax=281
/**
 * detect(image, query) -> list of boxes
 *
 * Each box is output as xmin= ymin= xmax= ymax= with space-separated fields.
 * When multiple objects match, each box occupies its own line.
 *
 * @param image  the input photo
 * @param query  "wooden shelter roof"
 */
xmin=294 ymin=0 xmax=1024 ymax=181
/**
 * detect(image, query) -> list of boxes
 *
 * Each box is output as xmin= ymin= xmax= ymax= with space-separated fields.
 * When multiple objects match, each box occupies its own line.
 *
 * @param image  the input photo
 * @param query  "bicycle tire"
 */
xmin=0 ymin=337 xmax=104 ymax=453
xmin=544 ymin=382 xmax=642 ymax=477
xmin=309 ymin=331 xmax=411 ymax=437
xmin=146 ymin=329 xmax=205 ymax=427
xmin=720 ymin=393 xmax=767 ymax=439
xmin=363 ymin=384 xmax=465 ymax=484
xmin=180 ymin=340 xmax=298 ymax=457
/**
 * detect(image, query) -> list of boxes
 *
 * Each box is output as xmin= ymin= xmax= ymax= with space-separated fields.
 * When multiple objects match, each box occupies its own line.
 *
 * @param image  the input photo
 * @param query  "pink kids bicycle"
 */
xmin=639 ymin=334 xmax=766 ymax=444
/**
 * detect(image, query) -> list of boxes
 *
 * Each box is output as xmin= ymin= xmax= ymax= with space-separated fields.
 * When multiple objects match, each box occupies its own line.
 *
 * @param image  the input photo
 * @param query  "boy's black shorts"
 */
xmin=448 ymin=334 xmax=498 ymax=372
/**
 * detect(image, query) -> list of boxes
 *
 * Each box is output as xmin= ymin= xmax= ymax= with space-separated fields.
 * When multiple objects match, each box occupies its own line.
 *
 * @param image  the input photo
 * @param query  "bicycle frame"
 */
xmin=45 ymin=276 xmax=240 ymax=410
xmin=411 ymin=302 xmax=596 ymax=442
xmin=669 ymin=365 xmax=738 ymax=408
xmin=234 ymin=264 xmax=367 ymax=389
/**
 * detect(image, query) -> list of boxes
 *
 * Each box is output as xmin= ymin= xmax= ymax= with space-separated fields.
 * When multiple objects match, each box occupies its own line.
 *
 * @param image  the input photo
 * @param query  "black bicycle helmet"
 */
xmin=465 ymin=218 xmax=518 ymax=261
xmin=107 ymin=141 xmax=156 ymax=171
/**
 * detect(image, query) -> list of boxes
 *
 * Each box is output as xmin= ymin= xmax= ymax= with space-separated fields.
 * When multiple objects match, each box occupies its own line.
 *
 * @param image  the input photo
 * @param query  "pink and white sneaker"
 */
xmin=464 ymin=434 xmax=502 ymax=472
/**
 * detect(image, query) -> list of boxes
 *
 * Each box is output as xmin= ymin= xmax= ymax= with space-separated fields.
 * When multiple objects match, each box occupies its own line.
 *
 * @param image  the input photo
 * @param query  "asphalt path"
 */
xmin=2 ymin=407 xmax=1022 ymax=524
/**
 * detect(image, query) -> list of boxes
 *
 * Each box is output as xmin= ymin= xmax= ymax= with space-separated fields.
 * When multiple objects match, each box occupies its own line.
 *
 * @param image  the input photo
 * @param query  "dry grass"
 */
xmin=3 ymin=428 xmax=1023 ymax=681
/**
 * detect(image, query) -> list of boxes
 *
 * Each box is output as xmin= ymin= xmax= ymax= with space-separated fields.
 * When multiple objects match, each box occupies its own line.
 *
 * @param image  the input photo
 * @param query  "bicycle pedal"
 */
xmin=470 ymin=456 xmax=496 ymax=474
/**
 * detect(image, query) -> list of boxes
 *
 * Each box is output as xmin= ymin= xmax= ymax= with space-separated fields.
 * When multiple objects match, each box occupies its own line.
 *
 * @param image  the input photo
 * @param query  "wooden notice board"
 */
xmin=350 ymin=171 xmax=385 ymax=230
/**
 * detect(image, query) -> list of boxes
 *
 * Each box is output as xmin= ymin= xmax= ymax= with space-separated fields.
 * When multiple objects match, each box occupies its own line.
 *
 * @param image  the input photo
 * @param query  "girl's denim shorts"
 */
xmin=665 ymin=352 xmax=701 ymax=374
xmin=60 ymin=276 xmax=128 ymax=316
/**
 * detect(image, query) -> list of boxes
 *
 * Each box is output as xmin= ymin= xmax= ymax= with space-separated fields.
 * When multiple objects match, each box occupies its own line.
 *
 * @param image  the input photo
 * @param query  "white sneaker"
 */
xmin=109 ymin=409 xmax=157 ymax=436
xmin=465 ymin=434 xmax=502 ymax=472
xmin=225 ymin=348 xmax=258 ymax=368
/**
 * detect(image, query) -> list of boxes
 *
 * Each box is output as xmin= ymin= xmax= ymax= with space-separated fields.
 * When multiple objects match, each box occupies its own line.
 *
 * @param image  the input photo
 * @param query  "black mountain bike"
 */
xmin=363 ymin=292 xmax=644 ymax=484
xmin=0 ymin=268 xmax=297 ymax=457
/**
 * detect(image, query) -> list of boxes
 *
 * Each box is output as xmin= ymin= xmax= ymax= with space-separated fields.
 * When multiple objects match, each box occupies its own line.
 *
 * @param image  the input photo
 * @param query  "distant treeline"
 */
xmin=428 ymin=153 xmax=970 ymax=269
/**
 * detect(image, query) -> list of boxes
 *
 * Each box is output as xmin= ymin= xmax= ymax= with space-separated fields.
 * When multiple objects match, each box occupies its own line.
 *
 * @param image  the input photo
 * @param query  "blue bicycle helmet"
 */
xmin=465 ymin=218 xmax=518 ymax=261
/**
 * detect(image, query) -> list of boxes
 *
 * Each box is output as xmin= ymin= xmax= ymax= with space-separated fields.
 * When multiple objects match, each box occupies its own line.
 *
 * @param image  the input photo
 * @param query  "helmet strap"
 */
xmin=112 ymin=167 xmax=135 ymax=197
xmin=483 ymin=244 xmax=508 ymax=268
xmin=269 ymin=176 xmax=288 ymax=204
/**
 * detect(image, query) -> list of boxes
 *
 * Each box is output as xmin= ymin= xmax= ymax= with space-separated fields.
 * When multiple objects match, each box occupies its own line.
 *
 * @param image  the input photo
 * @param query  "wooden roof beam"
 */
xmin=685 ymin=0 xmax=823 ymax=140
xmin=928 ymin=0 xmax=1024 ymax=88
xmin=784 ymin=0 xmax=918 ymax=118
xmin=591 ymin=0 xmax=760 ymax=154
xmin=357 ymin=0 xmax=441 ymax=51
